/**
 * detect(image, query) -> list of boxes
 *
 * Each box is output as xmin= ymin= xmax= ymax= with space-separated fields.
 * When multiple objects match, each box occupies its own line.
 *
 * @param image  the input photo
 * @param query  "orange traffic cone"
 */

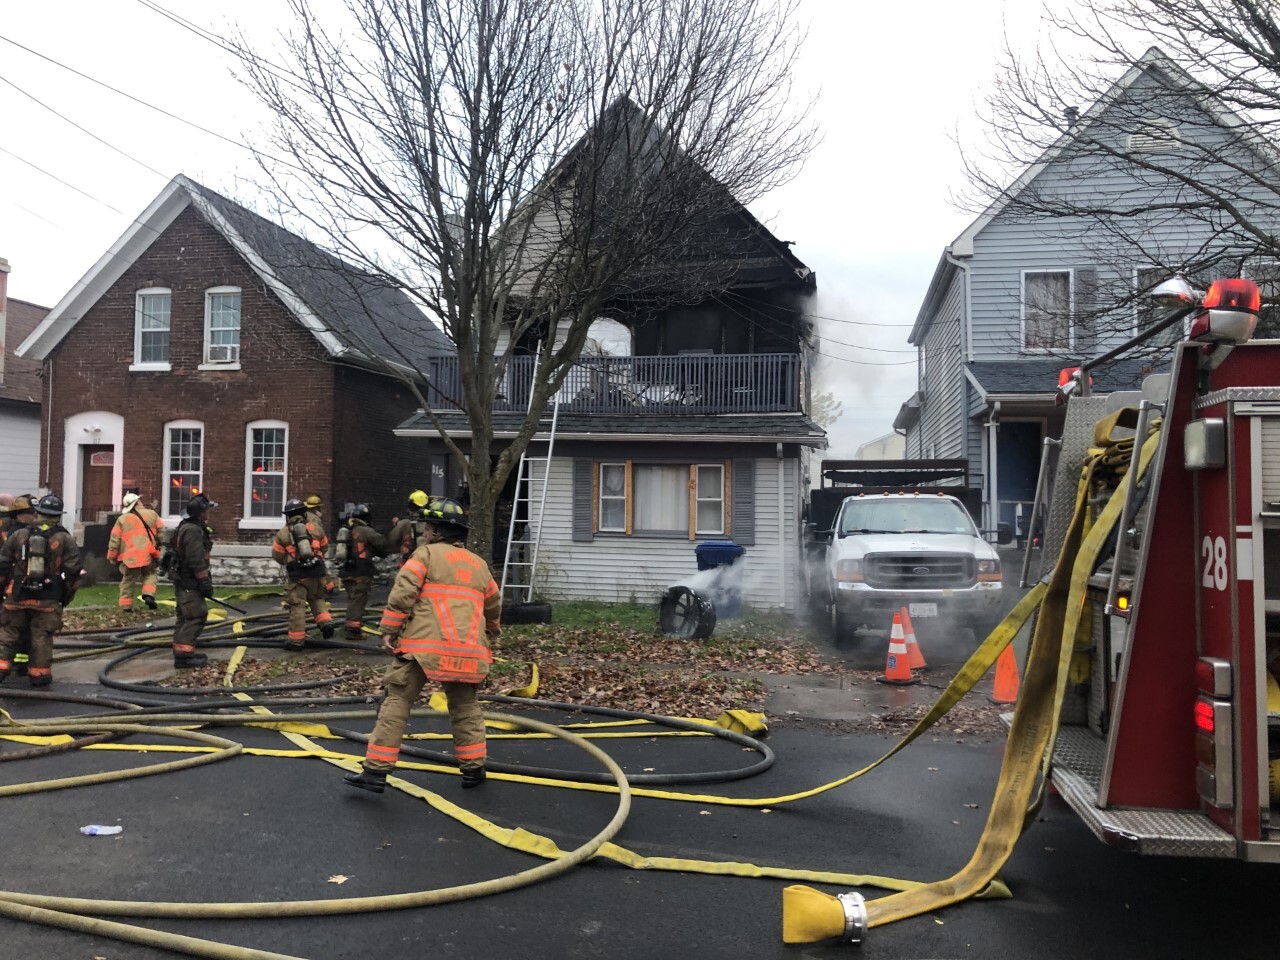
xmin=900 ymin=607 xmax=927 ymax=670
xmin=877 ymin=611 xmax=919 ymax=686
xmin=991 ymin=644 xmax=1020 ymax=704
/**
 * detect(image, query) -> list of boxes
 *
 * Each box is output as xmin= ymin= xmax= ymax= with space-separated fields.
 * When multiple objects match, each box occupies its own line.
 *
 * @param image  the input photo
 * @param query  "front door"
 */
xmin=997 ymin=420 xmax=1044 ymax=534
xmin=81 ymin=445 xmax=115 ymax=523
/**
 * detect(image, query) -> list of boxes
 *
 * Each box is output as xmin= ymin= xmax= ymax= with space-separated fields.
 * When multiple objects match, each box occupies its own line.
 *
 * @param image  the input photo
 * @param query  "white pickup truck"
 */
xmin=825 ymin=492 xmax=1005 ymax=647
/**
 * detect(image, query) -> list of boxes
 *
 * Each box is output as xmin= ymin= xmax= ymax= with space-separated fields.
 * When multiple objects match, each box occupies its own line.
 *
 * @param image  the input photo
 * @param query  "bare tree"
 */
xmin=962 ymin=0 xmax=1280 ymax=358
xmin=233 ymin=0 xmax=814 ymax=560
xmin=809 ymin=389 xmax=844 ymax=429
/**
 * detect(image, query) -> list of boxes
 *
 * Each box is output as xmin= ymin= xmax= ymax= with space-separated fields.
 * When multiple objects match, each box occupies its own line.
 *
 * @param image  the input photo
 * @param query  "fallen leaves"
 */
xmin=327 ymin=875 xmax=350 ymax=884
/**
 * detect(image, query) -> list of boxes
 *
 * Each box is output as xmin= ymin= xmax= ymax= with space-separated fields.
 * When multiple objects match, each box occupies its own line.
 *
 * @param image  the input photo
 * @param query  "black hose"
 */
xmin=0 ymin=689 xmax=145 ymax=761
xmin=97 ymin=647 xmax=359 ymax=697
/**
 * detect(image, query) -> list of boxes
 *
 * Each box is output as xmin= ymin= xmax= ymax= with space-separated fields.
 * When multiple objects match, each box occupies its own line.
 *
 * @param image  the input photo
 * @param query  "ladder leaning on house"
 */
xmin=499 ymin=372 xmax=562 ymax=606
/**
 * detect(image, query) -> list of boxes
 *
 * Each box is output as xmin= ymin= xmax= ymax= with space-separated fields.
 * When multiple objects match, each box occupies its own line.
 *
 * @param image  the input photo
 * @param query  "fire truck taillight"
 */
xmin=1194 ymin=699 xmax=1215 ymax=733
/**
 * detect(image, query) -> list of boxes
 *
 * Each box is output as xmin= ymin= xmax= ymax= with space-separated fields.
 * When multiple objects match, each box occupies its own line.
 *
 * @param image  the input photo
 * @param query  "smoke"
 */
xmin=669 ymin=560 xmax=745 ymax=617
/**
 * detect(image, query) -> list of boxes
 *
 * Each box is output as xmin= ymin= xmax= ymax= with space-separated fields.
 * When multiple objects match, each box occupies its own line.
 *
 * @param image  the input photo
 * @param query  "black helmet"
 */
xmin=283 ymin=497 xmax=307 ymax=518
xmin=34 ymin=494 xmax=64 ymax=517
xmin=186 ymin=492 xmax=218 ymax=516
xmin=422 ymin=497 xmax=468 ymax=532
xmin=350 ymin=502 xmax=371 ymax=521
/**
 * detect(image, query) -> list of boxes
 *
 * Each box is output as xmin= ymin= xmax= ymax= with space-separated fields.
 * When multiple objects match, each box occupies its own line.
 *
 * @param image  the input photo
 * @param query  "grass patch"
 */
xmin=67 ymin=583 xmax=284 ymax=608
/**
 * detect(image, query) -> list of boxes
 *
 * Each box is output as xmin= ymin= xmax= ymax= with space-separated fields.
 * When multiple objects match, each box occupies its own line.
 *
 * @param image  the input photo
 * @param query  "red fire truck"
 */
xmin=1025 ymin=275 xmax=1279 ymax=860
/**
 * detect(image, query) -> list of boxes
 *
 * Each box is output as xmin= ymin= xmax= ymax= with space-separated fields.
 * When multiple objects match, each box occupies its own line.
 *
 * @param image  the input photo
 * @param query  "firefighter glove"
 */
xmin=197 ymin=578 xmax=215 ymax=599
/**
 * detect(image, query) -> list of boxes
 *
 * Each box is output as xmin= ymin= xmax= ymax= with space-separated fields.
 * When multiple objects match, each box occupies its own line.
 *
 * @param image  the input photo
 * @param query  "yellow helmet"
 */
xmin=303 ymin=495 xmax=323 ymax=510
xmin=408 ymin=489 xmax=430 ymax=509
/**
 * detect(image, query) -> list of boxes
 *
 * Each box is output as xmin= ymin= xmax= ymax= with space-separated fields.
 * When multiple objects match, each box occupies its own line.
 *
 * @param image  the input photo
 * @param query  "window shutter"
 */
xmin=1074 ymin=267 xmax=1098 ymax=352
xmin=731 ymin=459 xmax=755 ymax=546
xmin=572 ymin=459 xmax=594 ymax=542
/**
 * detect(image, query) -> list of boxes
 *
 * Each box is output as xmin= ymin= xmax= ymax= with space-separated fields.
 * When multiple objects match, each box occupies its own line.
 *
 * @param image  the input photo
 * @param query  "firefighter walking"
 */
xmin=170 ymin=493 xmax=218 ymax=668
xmin=335 ymin=503 xmax=387 ymax=642
xmin=0 ymin=495 xmax=81 ymax=687
xmin=107 ymin=492 xmax=163 ymax=611
xmin=387 ymin=490 xmax=431 ymax=566
xmin=0 ymin=495 xmax=39 ymax=678
xmin=273 ymin=497 xmax=334 ymax=649
xmin=344 ymin=498 xmax=501 ymax=793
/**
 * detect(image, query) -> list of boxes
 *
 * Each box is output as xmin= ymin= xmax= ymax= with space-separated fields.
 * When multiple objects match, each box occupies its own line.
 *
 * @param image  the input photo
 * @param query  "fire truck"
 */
xmin=1024 ymin=275 xmax=1280 ymax=860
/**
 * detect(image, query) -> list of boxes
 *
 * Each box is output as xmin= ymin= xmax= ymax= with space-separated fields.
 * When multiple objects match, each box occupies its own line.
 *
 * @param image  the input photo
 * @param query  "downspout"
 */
xmin=985 ymin=401 xmax=1000 ymax=536
xmin=777 ymin=442 xmax=786 ymax=612
xmin=42 ymin=358 xmax=53 ymax=489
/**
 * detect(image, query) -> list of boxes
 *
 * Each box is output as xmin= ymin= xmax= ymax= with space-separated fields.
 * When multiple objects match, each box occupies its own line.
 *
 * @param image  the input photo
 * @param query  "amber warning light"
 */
xmin=1191 ymin=277 xmax=1261 ymax=345
xmin=1203 ymin=278 xmax=1261 ymax=313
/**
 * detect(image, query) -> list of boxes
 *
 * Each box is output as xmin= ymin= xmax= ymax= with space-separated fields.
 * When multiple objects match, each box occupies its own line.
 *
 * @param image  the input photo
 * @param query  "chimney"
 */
xmin=0 ymin=257 xmax=9 ymax=385
xmin=1065 ymin=106 xmax=1080 ymax=129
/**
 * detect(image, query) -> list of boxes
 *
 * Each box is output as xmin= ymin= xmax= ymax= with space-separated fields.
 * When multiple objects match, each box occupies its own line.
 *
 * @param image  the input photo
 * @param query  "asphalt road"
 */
xmin=0 ymin=683 xmax=1275 ymax=960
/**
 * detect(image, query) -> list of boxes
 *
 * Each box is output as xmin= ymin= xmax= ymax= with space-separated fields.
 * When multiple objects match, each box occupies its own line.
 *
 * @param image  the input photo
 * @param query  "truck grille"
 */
xmin=865 ymin=554 xmax=975 ymax=589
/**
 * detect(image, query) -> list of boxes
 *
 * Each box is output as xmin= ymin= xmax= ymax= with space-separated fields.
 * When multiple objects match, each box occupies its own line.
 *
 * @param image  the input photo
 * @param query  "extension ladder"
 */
xmin=498 ymin=366 xmax=561 ymax=604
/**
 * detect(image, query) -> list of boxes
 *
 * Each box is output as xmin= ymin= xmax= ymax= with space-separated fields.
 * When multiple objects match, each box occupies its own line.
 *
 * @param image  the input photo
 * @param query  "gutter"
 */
xmin=393 ymin=427 xmax=828 ymax=447
xmin=945 ymin=250 xmax=973 ymax=363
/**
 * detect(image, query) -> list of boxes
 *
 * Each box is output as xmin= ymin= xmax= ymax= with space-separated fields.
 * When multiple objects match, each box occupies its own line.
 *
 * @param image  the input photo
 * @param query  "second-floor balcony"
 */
xmin=424 ymin=352 xmax=802 ymax=414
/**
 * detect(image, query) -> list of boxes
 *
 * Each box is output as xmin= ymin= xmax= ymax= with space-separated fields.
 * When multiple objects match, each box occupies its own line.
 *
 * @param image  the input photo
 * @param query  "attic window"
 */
xmin=1127 ymin=121 xmax=1181 ymax=154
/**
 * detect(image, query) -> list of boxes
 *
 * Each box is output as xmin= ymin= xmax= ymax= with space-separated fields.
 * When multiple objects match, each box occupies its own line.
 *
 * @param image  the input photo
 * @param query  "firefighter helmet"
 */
xmin=423 ymin=497 xmax=468 ymax=532
xmin=350 ymin=502 xmax=371 ymax=521
xmin=185 ymin=492 xmax=218 ymax=516
xmin=34 ymin=494 xmax=64 ymax=517
xmin=304 ymin=495 xmax=323 ymax=510
xmin=283 ymin=497 xmax=307 ymax=518
xmin=408 ymin=489 xmax=429 ymax=509
xmin=122 ymin=492 xmax=141 ymax=511
xmin=11 ymin=495 xmax=34 ymax=514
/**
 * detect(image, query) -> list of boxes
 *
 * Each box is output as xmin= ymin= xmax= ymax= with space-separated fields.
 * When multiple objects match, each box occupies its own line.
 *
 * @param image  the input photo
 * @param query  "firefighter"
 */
xmin=106 ymin=492 xmax=163 ymax=612
xmin=303 ymin=494 xmax=324 ymax=525
xmin=170 ymin=492 xmax=218 ymax=668
xmin=273 ymin=497 xmax=334 ymax=650
xmin=335 ymin=503 xmax=387 ymax=642
xmin=344 ymin=498 xmax=501 ymax=794
xmin=386 ymin=490 xmax=431 ymax=566
xmin=2 ymin=495 xmax=40 ymax=677
xmin=0 ymin=495 xmax=82 ymax=687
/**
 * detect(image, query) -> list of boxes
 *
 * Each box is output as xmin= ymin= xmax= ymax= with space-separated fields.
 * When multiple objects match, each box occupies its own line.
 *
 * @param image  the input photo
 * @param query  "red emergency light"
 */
xmin=1189 ymin=278 xmax=1261 ymax=344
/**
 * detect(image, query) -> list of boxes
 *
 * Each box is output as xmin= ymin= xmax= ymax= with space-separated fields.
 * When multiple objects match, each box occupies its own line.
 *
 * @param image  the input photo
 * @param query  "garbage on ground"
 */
xmin=658 ymin=585 xmax=717 ymax=639
xmin=79 ymin=824 xmax=122 ymax=836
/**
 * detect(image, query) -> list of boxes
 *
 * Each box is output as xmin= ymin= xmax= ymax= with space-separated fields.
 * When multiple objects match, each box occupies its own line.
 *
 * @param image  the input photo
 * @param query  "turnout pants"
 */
xmin=0 ymin=607 xmax=62 ymax=681
xmin=341 ymin=575 xmax=371 ymax=639
xmin=363 ymin=656 xmax=486 ymax=773
xmin=285 ymin=578 xmax=331 ymax=647
xmin=0 ymin=607 xmax=31 ymax=672
xmin=173 ymin=586 xmax=208 ymax=656
xmin=118 ymin=563 xmax=158 ymax=609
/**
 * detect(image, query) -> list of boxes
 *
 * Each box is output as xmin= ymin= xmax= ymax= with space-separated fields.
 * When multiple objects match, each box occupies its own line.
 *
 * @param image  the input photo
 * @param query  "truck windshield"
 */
xmin=838 ymin=498 xmax=976 ymax=537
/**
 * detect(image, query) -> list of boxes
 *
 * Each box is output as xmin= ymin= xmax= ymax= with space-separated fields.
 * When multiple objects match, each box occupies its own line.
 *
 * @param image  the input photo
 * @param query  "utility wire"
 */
xmin=720 ymin=290 xmax=917 ymax=356
xmin=0 ymin=73 xmax=168 ymax=178
xmin=0 ymin=144 xmax=124 ymax=215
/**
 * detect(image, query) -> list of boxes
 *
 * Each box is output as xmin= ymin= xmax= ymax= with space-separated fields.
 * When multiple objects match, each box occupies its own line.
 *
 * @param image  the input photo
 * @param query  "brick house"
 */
xmin=0 ymin=258 xmax=47 ymax=493
xmin=16 ymin=175 xmax=449 ymax=579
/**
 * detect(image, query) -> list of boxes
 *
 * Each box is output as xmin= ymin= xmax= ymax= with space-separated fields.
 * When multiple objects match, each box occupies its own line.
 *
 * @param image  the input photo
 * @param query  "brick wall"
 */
xmin=45 ymin=205 xmax=336 ymax=544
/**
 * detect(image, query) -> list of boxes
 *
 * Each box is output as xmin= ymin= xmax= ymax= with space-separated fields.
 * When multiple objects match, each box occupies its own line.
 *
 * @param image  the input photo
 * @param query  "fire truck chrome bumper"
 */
xmin=999 ymin=717 xmax=1238 ymax=857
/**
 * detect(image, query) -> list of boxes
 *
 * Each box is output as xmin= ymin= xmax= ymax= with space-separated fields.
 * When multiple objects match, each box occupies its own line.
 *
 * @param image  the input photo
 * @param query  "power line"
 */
xmin=715 ymin=292 xmax=917 ymax=366
xmin=720 ymin=289 xmax=917 ymax=355
xmin=0 ymin=144 xmax=124 ymax=215
xmin=0 ymin=73 xmax=168 ymax=178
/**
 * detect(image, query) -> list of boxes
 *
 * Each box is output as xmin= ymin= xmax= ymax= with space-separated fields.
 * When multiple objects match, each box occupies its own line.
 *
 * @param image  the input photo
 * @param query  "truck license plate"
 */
xmin=909 ymin=603 xmax=937 ymax=618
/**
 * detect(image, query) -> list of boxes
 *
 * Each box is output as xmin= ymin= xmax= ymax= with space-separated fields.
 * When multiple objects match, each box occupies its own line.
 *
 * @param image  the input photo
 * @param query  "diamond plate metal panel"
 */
xmin=1042 ymin=397 xmax=1112 ymax=575
xmin=1087 ymin=602 xmax=1107 ymax=737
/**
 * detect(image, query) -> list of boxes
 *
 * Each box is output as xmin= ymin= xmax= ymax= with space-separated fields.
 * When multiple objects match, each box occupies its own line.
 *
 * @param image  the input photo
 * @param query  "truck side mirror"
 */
xmin=808 ymin=524 xmax=832 ymax=544
xmin=996 ymin=522 xmax=1013 ymax=546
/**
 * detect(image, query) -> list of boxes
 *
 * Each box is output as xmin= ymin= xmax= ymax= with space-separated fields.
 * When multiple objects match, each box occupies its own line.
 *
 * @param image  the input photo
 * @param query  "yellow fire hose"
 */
xmin=783 ymin=411 xmax=1162 ymax=942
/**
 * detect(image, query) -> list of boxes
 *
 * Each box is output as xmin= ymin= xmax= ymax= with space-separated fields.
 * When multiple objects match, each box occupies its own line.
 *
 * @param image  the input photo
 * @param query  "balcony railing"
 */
xmin=424 ymin=353 xmax=801 ymax=414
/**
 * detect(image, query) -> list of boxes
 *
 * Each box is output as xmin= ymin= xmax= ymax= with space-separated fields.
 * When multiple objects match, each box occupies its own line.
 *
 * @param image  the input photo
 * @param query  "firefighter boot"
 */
xmin=174 ymin=652 xmax=209 ymax=669
xmin=28 ymin=670 xmax=51 ymax=689
xmin=320 ymin=622 xmax=335 ymax=640
xmin=13 ymin=652 xmax=29 ymax=677
xmin=142 ymin=595 xmax=158 ymax=611
xmin=461 ymin=765 xmax=486 ymax=789
xmin=343 ymin=769 xmax=387 ymax=794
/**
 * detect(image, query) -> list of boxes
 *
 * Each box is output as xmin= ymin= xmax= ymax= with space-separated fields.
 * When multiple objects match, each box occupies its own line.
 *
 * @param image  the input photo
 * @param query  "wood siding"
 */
xmin=532 ymin=456 xmax=801 ymax=611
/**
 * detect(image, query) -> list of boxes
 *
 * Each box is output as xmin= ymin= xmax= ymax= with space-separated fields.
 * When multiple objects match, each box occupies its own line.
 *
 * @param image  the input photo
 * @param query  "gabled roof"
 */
xmin=17 ymin=175 xmax=450 ymax=366
xmin=0 ymin=298 xmax=48 ymax=405
xmin=950 ymin=47 xmax=1274 ymax=259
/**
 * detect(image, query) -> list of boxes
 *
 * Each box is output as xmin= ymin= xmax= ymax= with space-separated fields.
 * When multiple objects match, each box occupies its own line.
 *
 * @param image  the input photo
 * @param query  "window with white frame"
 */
xmin=598 ymin=463 xmax=627 ymax=532
xmin=163 ymin=421 xmax=203 ymax=517
xmin=695 ymin=464 xmax=725 ymax=535
xmin=596 ymin=461 xmax=729 ymax=538
xmin=204 ymin=287 xmax=241 ymax=365
xmin=1022 ymin=270 xmax=1073 ymax=351
xmin=245 ymin=421 xmax=288 ymax=520
xmin=134 ymin=288 xmax=171 ymax=367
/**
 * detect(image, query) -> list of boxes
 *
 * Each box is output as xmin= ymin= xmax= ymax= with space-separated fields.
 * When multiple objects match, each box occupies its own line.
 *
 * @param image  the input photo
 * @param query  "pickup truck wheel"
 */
xmin=830 ymin=602 xmax=856 ymax=649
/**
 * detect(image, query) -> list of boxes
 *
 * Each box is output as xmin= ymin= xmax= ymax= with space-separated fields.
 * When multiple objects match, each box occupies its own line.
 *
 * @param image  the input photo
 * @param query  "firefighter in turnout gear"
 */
xmin=170 ymin=493 xmax=217 ymax=668
xmin=0 ymin=495 xmax=81 ymax=687
xmin=336 ymin=503 xmax=387 ymax=642
xmin=386 ymin=490 xmax=431 ymax=566
xmin=345 ymin=498 xmax=501 ymax=794
xmin=107 ymin=492 xmax=164 ymax=611
xmin=0 ymin=495 xmax=39 ymax=677
xmin=273 ymin=498 xmax=334 ymax=649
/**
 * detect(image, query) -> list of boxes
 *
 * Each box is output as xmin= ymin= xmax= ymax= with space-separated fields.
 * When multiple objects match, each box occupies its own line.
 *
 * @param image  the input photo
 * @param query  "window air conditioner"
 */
xmin=206 ymin=344 xmax=240 ymax=363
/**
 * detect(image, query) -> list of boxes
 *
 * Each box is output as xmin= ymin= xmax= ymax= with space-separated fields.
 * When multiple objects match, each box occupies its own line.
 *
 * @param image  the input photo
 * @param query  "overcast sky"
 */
xmin=0 ymin=0 xmax=1049 ymax=456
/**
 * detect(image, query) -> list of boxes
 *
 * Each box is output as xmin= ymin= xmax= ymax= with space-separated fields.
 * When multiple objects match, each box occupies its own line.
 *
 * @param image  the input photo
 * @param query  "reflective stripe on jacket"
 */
xmin=107 ymin=508 xmax=163 ymax=568
xmin=272 ymin=520 xmax=329 ymax=576
xmin=378 ymin=542 xmax=502 ymax=684
xmin=0 ymin=525 xmax=81 ymax=611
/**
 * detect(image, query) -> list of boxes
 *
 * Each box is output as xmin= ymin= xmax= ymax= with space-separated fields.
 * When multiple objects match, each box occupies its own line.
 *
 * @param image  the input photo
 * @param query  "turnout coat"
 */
xmin=378 ymin=542 xmax=501 ymax=684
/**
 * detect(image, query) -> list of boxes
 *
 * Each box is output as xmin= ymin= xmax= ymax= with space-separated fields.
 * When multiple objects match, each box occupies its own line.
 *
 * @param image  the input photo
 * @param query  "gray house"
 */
xmin=900 ymin=48 xmax=1280 ymax=534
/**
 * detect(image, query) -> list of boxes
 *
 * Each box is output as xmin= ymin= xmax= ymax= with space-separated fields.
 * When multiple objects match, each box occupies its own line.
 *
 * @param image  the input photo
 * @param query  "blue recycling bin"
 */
xmin=694 ymin=540 xmax=746 ymax=617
